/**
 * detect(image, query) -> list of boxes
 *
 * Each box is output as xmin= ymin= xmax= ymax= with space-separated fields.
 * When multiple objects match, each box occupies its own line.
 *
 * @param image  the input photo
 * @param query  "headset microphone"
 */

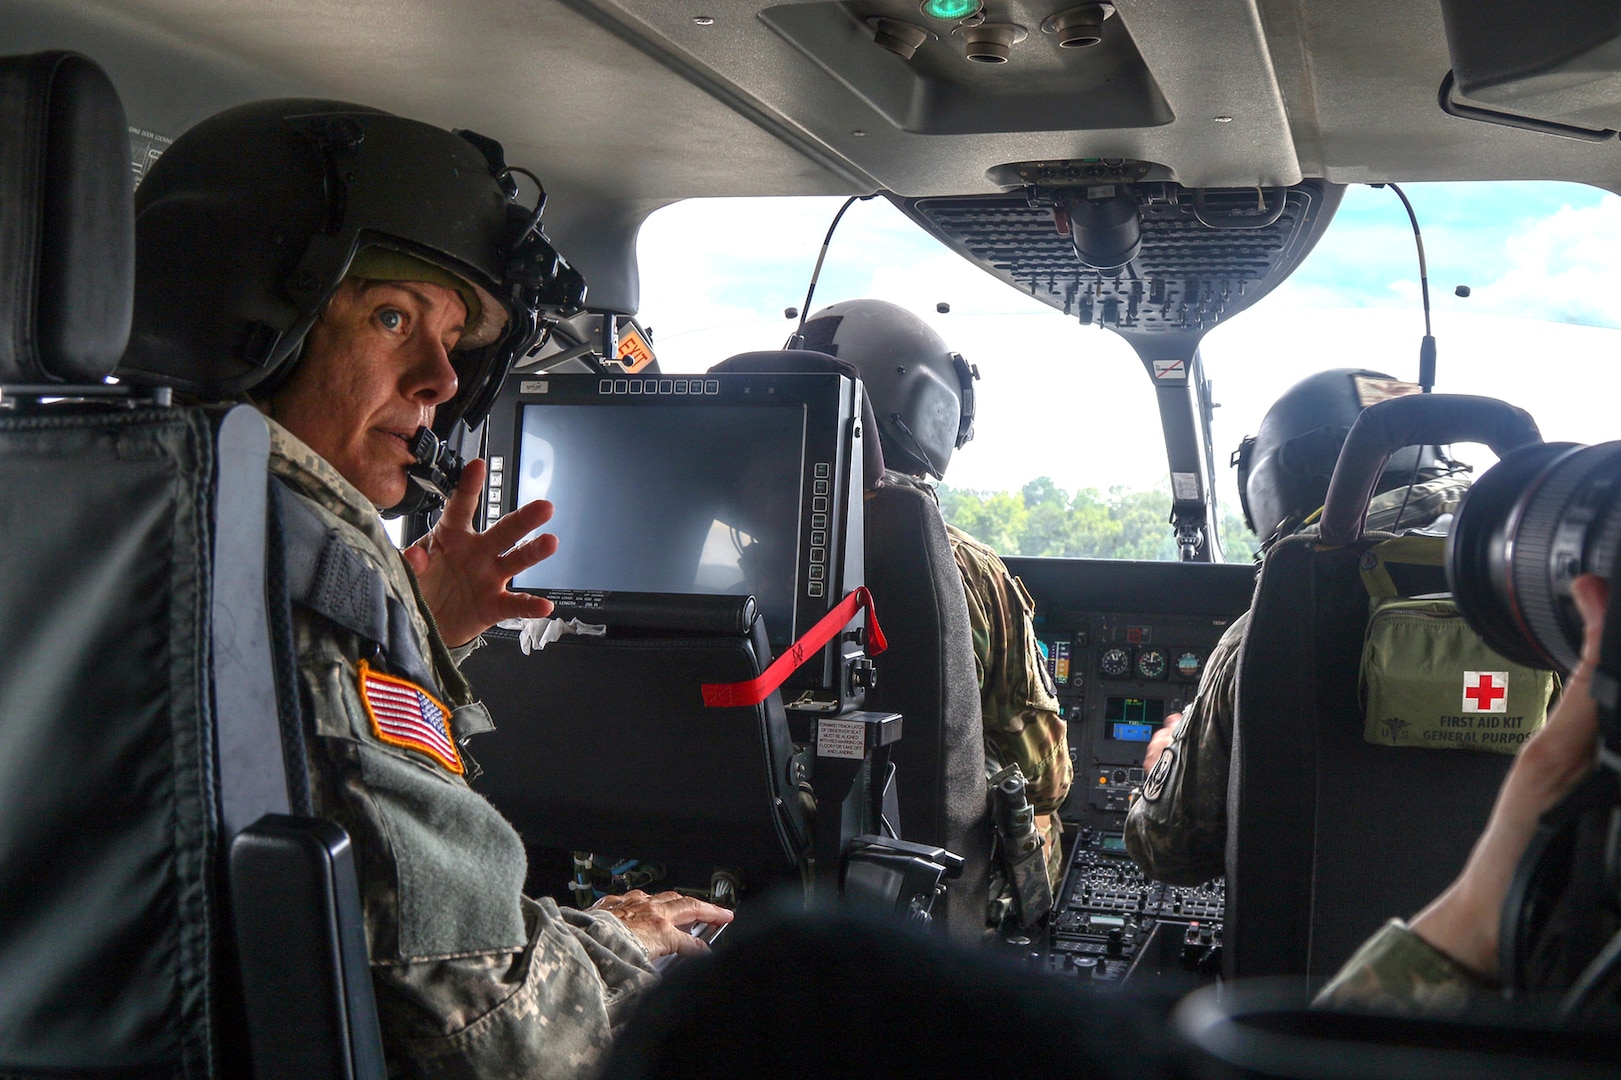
xmin=386 ymin=426 xmax=466 ymax=519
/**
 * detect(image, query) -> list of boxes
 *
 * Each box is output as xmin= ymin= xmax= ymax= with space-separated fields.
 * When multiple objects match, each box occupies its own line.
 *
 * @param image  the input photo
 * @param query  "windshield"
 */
xmin=635 ymin=182 xmax=1621 ymax=562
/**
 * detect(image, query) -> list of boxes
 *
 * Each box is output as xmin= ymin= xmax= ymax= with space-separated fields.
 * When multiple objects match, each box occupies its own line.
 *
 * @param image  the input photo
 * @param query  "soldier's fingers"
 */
xmin=655 ymin=895 xmax=735 ymax=927
xmin=485 ymin=498 xmax=554 ymax=552
xmin=662 ymin=928 xmax=712 ymax=957
xmin=497 ymin=531 xmax=559 ymax=577
xmin=440 ymin=457 xmax=485 ymax=531
xmin=491 ymin=592 xmax=555 ymax=623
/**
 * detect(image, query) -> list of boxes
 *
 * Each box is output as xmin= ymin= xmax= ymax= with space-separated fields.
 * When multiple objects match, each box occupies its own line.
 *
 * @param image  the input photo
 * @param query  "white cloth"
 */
xmin=498 ymin=616 xmax=608 ymax=655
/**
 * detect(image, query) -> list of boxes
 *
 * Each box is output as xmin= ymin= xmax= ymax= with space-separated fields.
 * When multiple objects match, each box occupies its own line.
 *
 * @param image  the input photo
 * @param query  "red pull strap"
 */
xmin=701 ymin=587 xmax=886 ymax=708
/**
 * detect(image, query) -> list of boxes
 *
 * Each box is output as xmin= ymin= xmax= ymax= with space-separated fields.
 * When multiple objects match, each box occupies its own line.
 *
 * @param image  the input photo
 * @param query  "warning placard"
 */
xmin=616 ymin=327 xmax=656 ymax=372
xmin=1152 ymin=359 xmax=1187 ymax=382
xmin=817 ymin=718 xmax=867 ymax=760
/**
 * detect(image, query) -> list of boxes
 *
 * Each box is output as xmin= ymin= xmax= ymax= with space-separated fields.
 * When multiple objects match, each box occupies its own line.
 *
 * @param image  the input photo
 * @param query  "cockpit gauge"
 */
xmin=1098 ymin=647 xmax=1131 ymax=678
xmin=1176 ymin=650 xmax=1203 ymax=681
xmin=1135 ymin=648 xmax=1168 ymax=680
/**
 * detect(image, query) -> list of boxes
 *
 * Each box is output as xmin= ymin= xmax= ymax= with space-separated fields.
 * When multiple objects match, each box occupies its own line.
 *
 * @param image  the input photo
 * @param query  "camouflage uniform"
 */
xmin=269 ymin=420 xmax=656 ymax=1080
xmin=1124 ymin=476 xmax=1471 ymax=886
xmin=941 ymin=518 xmax=1073 ymax=892
xmin=1314 ymin=920 xmax=1492 ymax=1016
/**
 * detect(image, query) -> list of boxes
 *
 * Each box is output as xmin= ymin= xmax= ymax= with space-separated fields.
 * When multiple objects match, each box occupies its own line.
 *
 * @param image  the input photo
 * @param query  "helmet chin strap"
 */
xmin=384 ymin=426 xmax=465 ymax=519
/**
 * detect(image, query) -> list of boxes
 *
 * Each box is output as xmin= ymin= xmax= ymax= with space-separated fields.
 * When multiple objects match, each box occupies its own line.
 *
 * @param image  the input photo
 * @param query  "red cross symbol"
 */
xmin=1463 ymin=671 xmax=1508 ymax=713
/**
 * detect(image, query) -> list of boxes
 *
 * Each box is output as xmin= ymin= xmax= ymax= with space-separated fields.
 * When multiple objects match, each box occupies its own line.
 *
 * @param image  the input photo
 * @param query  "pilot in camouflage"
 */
xmin=1124 ymin=475 xmax=1471 ymax=886
xmin=946 ymin=520 xmax=1073 ymax=890
xmin=878 ymin=468 xmax=1073 ymax=897
xmin=271 ymin=421 xmax=657 ymax=1079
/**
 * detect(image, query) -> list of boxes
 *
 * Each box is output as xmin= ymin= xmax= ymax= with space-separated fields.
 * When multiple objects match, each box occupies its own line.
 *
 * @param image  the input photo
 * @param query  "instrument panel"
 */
xmin=1003 ymin=558 xmax=1256 ymax=987
xmin=1044 ymin=611 xmax=1237 ymax=823
xmin=1005 ymin=558 xmax=1255 ymax=832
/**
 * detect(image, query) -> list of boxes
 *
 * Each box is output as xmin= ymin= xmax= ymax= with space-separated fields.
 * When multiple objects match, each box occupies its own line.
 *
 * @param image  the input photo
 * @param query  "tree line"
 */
xmin=936 ymin=476 xmax=1260 ymax=563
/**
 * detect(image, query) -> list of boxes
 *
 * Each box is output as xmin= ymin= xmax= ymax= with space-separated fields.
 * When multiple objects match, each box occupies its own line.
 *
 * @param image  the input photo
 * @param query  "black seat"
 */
xmin=712 ymin=350 xmax=990 ymax=944
xmin=0 ymin=51 xmax=381 ymax=1078
xmin=463 ymin=596 xmax=813 ymax=895
xmin=1225 ymin=393 xmax=1543 ymax=981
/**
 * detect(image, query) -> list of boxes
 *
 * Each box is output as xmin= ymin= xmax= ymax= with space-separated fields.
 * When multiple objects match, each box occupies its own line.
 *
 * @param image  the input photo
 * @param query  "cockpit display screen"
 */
xmin=1105 ymin=695 xmax=1164 ymax=742
xmin=511 ymin=403 xmax=807 ymax=642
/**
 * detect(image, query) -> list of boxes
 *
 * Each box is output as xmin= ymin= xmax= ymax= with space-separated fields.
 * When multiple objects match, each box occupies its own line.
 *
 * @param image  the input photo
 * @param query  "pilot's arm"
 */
xmin=1124 ymin=612 xmax=1247 ymax=886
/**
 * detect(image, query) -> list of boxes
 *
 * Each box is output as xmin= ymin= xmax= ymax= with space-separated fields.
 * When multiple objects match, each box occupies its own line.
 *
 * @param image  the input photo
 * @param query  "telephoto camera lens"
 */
xmin=1448 ymin=441 xmax=1621 ymax=671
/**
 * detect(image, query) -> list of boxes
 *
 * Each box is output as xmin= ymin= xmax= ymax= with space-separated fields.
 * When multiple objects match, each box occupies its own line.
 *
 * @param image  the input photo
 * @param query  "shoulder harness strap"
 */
xmin=271 ymin=479 xmax=441 ymax=694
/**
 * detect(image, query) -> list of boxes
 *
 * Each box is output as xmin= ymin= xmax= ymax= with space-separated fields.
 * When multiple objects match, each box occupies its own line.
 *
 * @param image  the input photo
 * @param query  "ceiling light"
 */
xmin=1040 ymin=4 xmax=1115 ymax=48
xmin=954 ymin=22 xmax=1027 ymax=63
xmin=921 ymin=0 xmax=982 ymax=20
xmin=869 ymin=17 xmax=930 ymax=59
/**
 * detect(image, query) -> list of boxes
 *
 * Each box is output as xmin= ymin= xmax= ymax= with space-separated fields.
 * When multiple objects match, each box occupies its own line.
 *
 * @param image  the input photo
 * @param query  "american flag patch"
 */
xmin=357 ymin=661 xmax=464 ymax=775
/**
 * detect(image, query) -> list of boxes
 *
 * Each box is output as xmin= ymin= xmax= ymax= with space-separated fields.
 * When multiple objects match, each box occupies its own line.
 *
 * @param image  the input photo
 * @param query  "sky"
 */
xmin=633 ymin=181 xmax=1621 ymax=532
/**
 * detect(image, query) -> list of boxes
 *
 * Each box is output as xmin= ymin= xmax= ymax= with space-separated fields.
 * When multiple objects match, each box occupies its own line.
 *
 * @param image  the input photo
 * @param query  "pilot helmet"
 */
xmin=795 ymin=299 xmax=978 ymax=480
xmin=117 ymin=98 xmax=586 ymax=434
xmin=1235 ymin=367 xmax=1447 ymax=542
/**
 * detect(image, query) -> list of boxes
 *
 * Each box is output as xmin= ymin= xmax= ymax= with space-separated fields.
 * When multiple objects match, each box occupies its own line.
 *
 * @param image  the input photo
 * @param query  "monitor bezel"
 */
xmin=480 ymin=370 xmax=867 ymax=698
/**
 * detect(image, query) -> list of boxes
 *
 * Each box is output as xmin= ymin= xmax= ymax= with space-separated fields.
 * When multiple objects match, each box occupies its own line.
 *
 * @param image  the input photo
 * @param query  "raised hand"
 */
xmin=402 ymin=457 xmax=560 ymax=647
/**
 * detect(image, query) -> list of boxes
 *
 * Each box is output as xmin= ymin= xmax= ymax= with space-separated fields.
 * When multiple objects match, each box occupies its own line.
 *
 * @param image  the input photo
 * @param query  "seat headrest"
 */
xmin=0 ymin=52 xmax=133 ymax=384
xmin=710 ymin=350 xmax=886 ymax=491
xmin=1318 ymin=393 xmax=1542 ymax=545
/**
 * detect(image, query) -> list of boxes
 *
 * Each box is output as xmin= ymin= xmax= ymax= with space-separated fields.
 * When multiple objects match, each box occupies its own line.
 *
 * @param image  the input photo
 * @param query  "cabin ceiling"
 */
xmin=9 ymin=0 xmax=1620 ymax=311
xmin=17 ymin=0 xmax=1621 ymax=199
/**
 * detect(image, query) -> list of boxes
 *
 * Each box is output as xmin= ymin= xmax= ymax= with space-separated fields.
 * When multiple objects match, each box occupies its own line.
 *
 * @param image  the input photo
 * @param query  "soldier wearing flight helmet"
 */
xmin=119 ymin=99 xmax=729 ymax=1078
xmin=795 ymin=299 xmax=1073 ymax=909
xmin=1124 ymin=368 xmax=1469 ymax=886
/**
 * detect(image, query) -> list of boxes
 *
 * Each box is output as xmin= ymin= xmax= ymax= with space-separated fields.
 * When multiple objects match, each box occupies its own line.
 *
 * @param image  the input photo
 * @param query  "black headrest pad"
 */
xmin=0 ymin=52 xmax=133 ymax=384
xmin=711 ymin=350 xmax=886 ymax=491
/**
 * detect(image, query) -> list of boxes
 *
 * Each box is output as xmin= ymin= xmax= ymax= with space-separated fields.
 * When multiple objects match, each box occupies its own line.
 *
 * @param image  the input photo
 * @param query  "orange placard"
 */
xmin=616 ymin=326 xmax=656 ymax=372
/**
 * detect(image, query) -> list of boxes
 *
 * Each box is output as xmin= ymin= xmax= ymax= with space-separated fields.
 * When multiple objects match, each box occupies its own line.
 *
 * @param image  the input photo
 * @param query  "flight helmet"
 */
xmin=795 ymin=299 xmax=978 ymax=479
xmin=1234 ymin=368 xmax=1448 ymax=542
xmin=118 ymin=98 xmax=586 ymax=437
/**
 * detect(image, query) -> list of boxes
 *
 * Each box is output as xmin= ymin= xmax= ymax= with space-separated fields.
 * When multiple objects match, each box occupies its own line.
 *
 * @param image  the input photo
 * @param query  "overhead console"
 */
xmin=895 ymin=175 xmax=1344 ymax=561
xmin=1005 ymin=557 xmax=1254 ymax=987
xmin=893 ymin=176 xmax=1342 ymax=338
xmin=758 ymin=1 xmax=1173 ymax=136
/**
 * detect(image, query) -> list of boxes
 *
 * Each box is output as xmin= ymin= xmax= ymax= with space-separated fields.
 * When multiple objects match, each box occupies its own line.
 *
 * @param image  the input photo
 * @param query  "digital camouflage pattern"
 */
xmin=1313 ymin=920 xmax=1491 ymax=1016
xmin=944 ymin=522 xmax=1073 ymax=891
xmin=269 ymin=421 xmax=656 ymax=1080
xmin=1124 ymin=476 xmax=1471 ymax=886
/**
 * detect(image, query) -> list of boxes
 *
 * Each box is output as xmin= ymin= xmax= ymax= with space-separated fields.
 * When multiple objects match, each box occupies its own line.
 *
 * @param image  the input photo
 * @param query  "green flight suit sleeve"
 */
xmin=1123 ymin=612 xmax=1246 ymax=886
xmin=1313 ymin=920 xmax=1495 ymax=1017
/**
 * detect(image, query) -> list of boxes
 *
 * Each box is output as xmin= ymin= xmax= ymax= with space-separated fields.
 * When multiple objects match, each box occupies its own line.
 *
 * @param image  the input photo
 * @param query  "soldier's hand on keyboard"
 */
xmin=591 ymin=889 xmax=736 ymax=959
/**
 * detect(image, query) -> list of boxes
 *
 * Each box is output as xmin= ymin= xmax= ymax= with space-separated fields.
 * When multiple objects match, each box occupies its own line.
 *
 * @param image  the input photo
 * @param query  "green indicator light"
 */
xmin=921 ymin=0 xmax=982 ymax=20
